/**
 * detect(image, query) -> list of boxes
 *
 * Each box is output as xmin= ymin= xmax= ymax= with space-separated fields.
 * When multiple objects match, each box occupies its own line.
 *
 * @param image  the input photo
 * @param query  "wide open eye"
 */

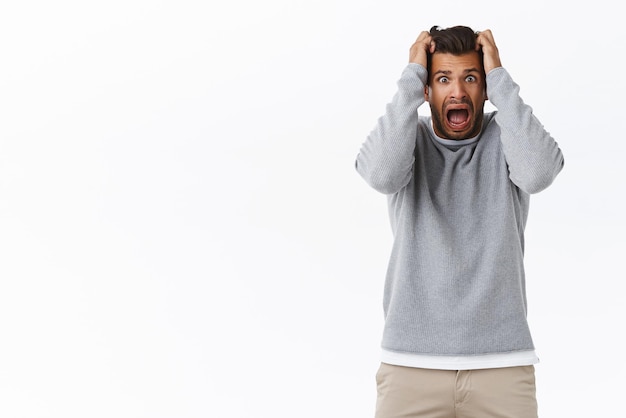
xmin=465 ymin=75 xmax=477 ymax=82
xmin=437 ymin=76 xmax=449 ymax=84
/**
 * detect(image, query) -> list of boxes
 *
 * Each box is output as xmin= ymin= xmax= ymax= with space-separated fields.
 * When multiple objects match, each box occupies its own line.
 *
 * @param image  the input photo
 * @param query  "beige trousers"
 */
xmin=375 ymin=363 xmax=538 ymax=418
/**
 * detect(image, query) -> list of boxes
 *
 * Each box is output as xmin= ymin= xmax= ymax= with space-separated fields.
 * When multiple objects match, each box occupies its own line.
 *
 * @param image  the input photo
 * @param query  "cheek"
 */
xmin=473 ymin=84 xmax=487 ymax=100
xmin=428 ymin=85 xmax=449 ymax=101
xmin=429 ymin=93 xmax=445 ymax=108
xmin=473 ymin=91 xmax=487 ymax=107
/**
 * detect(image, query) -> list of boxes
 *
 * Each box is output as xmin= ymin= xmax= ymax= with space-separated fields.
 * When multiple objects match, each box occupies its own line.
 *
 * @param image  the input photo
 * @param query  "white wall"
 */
xmin=1 ymin=1 xmax=623 ymax=417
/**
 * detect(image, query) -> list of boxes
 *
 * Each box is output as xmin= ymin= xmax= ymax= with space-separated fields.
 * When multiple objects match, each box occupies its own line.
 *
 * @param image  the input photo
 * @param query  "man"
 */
xmin=355 ymin=26 xmax=564 ymax=418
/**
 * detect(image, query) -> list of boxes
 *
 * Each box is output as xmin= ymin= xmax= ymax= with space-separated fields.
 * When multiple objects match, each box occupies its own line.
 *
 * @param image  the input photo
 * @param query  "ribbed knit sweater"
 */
xmin=356 ymin=63 xmax=564 ymax=358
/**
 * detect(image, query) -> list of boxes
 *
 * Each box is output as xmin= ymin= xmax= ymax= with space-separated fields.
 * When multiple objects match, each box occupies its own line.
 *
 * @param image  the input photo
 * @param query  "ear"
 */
xmin=424 ymin=85 xmax=430 ymax=102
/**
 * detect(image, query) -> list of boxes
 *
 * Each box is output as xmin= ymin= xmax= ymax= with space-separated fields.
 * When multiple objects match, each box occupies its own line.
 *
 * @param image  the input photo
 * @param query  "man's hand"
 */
xmin=409 ymin=31 xmax=434 ymax=67
xmin=475 ymin=29 xmax=502 ymax=74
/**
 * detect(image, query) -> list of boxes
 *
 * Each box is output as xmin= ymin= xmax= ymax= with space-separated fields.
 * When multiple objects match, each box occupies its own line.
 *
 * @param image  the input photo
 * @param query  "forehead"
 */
xmin=431 ymin=51 xmax=483 ymax=75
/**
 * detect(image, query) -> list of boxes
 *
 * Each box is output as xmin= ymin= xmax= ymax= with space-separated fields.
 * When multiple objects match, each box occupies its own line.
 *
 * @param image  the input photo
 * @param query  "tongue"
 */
xmin=448 ymin=109 xmax=468 ymax=124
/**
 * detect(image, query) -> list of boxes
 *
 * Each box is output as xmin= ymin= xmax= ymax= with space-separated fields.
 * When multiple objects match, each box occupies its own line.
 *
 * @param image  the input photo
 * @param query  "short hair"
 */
xmin=426 ymin=25 xmax=484 ymax=80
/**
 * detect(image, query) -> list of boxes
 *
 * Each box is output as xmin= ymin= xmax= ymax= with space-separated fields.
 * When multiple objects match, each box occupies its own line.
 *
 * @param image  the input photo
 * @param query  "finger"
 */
xmin=415 ymin=31 xmax=431 ymax=42
xmin=478 ymin=29 xmax=495 ymax=44
xmin=415 ymin=34 xmax=433 ymax=51
xmin=475 ymin=29 xmax=495 ymax=50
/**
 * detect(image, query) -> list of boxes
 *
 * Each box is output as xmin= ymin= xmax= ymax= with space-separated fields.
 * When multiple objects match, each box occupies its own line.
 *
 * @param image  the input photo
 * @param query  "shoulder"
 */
xmin=415 ymin=116 xmax=434 ymax=147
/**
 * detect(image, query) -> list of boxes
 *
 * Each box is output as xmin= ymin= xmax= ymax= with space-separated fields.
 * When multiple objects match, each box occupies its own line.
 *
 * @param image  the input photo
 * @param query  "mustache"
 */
xmin=445 ymin=98 xmax=472 ymax=106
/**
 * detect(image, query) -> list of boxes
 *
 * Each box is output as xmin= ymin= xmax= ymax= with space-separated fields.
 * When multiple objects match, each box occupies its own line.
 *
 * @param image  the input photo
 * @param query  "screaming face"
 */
xmin=425 ymin=51 xmax=487 ymax=140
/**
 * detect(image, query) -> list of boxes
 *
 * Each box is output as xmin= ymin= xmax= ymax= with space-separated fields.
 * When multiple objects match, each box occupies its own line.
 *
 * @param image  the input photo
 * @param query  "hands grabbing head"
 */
xmin=410 ymin=26 xmax=502 ymax=75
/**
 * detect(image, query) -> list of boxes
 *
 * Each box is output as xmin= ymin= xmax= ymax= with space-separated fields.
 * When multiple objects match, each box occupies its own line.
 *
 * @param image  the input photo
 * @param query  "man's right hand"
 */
xmin=409 ymin=31 xmax=434 ymax=67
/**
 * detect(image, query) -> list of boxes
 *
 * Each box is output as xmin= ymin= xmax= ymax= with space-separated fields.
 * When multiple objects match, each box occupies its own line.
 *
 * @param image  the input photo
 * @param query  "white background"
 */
xmin=1 ymin=1 xmax=624 ymax=417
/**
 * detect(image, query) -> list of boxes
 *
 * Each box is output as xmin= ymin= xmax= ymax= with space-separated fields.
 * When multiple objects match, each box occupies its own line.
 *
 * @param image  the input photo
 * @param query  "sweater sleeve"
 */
xmin=355 ymin=63 xmax=428 ymax=194
xmin=487 ymin=67 xmax=564 ymax=194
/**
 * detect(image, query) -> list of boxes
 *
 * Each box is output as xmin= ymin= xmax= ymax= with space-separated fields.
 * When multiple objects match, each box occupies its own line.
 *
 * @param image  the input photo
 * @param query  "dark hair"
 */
xmin=427 ymin=25 xmax=483 ymax=78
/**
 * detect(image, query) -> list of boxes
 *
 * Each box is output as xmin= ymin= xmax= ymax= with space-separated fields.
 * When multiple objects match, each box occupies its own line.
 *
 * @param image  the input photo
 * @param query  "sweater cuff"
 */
xmin=404 ymin=63 xmax=428 ymax=86
xmin=485 ymin=67 xmax=514 ymax=106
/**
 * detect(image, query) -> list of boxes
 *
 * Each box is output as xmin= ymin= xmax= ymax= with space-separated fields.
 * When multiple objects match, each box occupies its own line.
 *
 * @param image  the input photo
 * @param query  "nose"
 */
xmin=450 ymin=80 xmax=467 ymax=99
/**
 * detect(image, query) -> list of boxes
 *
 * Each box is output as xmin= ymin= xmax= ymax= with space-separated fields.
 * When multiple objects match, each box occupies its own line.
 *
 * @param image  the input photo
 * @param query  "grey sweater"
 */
xmin=356 ymin=63 xmax=564 ymax=356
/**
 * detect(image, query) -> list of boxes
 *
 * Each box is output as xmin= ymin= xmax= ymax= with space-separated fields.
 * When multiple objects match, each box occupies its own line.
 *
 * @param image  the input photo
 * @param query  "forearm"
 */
xmin=487 ymin=68 xmax=564 ymax=193
xmin=355 ymin=63 xmax=427 ymax=194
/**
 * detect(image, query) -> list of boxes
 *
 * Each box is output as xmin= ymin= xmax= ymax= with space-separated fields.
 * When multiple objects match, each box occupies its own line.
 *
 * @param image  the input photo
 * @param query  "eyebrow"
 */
xmin=433 ymin=68 xmax=481 ymax=76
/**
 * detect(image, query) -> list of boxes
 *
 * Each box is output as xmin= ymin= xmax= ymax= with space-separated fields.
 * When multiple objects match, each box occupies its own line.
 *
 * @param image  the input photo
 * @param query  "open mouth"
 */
xmin=446 ymin=108 xmax=470 ymax=130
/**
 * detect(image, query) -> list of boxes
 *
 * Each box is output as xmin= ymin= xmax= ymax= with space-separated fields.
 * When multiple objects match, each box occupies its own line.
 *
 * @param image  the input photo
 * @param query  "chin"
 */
xmin=443 ymin=130 xmax=472 ymax=140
